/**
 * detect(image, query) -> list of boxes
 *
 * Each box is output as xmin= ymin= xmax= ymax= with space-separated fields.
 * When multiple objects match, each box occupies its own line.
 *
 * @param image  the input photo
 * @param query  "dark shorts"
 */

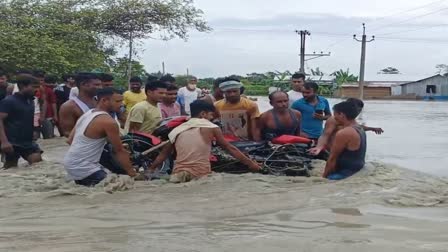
xmin=327 ymin=168 xmax=361 ymax=180
xmin=75 ymin=170 xmax=108 ymax=187
xmin=4 ymin=143 xmax=43 ymax=162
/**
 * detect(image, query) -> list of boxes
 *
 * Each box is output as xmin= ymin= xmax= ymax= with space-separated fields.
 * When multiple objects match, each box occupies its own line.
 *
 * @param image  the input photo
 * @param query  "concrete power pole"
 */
xmin=296 ymin=30 xmax=331 ymax=74
xmin=354 ymin=23 xmax=375 ymax=100
xmin=296 ymin=30 xmax=310 ymax=73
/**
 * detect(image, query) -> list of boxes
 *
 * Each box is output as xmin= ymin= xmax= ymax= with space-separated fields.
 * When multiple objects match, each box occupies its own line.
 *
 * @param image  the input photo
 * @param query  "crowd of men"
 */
xmin=0 ymin=70 xmax=383 ymax=187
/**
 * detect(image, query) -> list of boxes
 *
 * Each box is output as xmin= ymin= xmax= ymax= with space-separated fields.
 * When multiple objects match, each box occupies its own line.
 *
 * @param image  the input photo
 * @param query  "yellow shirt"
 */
xmin=124 ymin=101 xmax=162 ymax=133
xmin=123 ymin=90 xmax=146 ymax=112
xmin=214 ymin=97 xmax=260 ymax=140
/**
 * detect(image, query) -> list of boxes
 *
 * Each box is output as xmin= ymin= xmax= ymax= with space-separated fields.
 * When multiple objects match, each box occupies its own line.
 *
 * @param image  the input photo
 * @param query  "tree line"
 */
xmin=0 ymin=0 xmax=209 ymax=83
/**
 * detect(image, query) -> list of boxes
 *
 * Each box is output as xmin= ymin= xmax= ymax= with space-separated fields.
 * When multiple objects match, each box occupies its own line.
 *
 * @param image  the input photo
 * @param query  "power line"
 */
xmin=370 ymin=6 xmax=448 ymax=32
xmin=370 ymin=0 xmax=447 ymax=25
xmin=376 ymin=23 xmax=448 ymax=36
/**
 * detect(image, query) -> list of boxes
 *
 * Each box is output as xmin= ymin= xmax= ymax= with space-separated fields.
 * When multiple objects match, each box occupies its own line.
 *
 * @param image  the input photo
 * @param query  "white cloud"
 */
xmin=137 ymin=0 xmax=448 ymax=78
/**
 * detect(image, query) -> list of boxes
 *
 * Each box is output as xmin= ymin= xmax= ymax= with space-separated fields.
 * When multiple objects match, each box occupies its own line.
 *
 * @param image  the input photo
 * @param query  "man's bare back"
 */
xmin=59 ymin=100 xmax=84 ymax=137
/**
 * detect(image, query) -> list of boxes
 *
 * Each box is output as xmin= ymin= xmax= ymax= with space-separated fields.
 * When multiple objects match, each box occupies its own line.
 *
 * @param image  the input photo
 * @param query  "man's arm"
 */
xmin=214 ymin=128 xmax=261 ymax=171
xmin=49 ymin=91 xmax=58 ymax=121
xmin=58 ymin=102 xmax=76 ymax=137
xmin=66 ymin=127 xmax=75 ymax=145
xmin=362 ymin=125 xmax=384 ymax=135
xmin=103 ymin=119 xmax=137 ymax=177
xmin=147 ymin=143 xmax=174 ymax=172
xmin=293 ymin=110 xmax=302 ymax=136
xmin=309 ymin=116 xmax=337 ymax=155
xmin=250 ymin=103 xmax=261 ymax=141
xmin=0 ymin=112 xmax=13 ymax=154
xmin=127 ymin=106 xmax=145 ymax=132
xmin=323 ymin=130 xmax=350 ymax=178
xmin=6 ymin=85 xmax=13 ymax=95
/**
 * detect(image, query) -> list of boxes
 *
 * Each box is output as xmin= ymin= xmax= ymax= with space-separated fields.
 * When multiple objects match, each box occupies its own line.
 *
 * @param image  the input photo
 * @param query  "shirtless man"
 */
xmin=64 ymin=88 xmax=141 ymax=186
xmin=59 ymin=73 xmax=101 ymax=137
xmin=259 ymin=91 xmax=302 ymax=140
xmin=309 ymin=98 xmax=383 ymax=156
xmin=147 ymin=100 xmax=261 ymax=183
xmin=323 ymin=101 xmax=367 ymax=180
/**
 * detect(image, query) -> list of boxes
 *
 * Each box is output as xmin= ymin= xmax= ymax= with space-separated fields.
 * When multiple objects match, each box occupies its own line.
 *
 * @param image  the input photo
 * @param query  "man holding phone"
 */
xmin=291 ymin=82 xmax=331 ymax=140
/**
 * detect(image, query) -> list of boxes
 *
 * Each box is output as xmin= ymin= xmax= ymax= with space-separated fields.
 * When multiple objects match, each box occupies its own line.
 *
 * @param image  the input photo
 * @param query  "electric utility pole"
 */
xmin=295 ymin=30 xmax=331 ymax=74
xmin=354 ymin=23 xmax=375 ymax=100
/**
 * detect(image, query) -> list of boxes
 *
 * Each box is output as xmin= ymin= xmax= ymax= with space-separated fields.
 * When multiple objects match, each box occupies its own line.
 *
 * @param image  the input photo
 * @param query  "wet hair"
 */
xmin=74 ymin=72 xmax=100 ymax=88
xmin=145 ymin=80 xmax=167 ymax=93
xmin=96 ymin=87 xmax=122 ymax=100
xmin=303 ymin=82 xmax=319 ymax=93
xmin=160 ymin=74 xmax=176 ymax=83
xmin=44 ymin=75 xmax=58 ymax=84
xmin=32 ymin=70 xmax=46 ymax=78
xmin=146 ymin=75 xmax=159 ymax=83
xmin=292 ymin=73 xmax=305 ymax=80
xmin=62 ymin=74 xmax=75 ymax=82
xmin=100 ymin=73 xmax=114 ymax=82
xmin=188 ymin=75 xmax=198 ymax=81
xmin=346 ymin=98 xmax=364 ymax=109
xmin=268 ymin=91 xmax=289 ymax=101
xmin=129 ymin=76 xmax=142 ymax=84
xmin=190 ymin=100 xmax=216 ymax=117
xmin=166 ymin=83 xmax=179 ymax=91
xmin=16 ymin=74 xmax=39 ymax=89
xmin=333 ymin=101 xmax=359 ymax=120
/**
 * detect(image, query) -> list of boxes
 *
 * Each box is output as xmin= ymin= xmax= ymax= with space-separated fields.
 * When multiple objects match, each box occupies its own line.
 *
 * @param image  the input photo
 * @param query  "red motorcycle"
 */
xmin=101 ymin=116 xmax=315 ymax=177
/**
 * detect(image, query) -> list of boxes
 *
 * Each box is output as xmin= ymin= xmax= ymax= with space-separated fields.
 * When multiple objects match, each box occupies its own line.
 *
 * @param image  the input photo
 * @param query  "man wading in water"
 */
xmin=59 ymin=73 xmax=101 ymax=137
xmin=0 ymin=74 xmax=43 ymax=168
xmin=259 ymin=91 xmax=302 ymax=140
xmin=64 ymin=88 xmax=143 ymax=186
xmin=147 ymin=100 xmax=261 ymax=183
xmin=323 ymin=101 xmax=367 ymax=180
xmin=309 ymin=98 xmax=383 ymax=156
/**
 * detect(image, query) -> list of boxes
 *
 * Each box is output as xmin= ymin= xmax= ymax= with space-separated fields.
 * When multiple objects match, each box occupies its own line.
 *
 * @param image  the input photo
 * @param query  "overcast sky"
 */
xmin=136 ymin=0 xmax=448 ymax=78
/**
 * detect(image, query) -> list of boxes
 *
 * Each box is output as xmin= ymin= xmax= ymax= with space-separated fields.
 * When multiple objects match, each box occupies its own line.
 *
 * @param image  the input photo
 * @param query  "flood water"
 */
xmin=1 ymin=98 xmax=448 ymax=252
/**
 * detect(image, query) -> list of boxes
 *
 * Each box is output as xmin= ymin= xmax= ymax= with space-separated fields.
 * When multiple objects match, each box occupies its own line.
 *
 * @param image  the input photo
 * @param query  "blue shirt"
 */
xmin=291 ymin=96 xmax=331 ymax=139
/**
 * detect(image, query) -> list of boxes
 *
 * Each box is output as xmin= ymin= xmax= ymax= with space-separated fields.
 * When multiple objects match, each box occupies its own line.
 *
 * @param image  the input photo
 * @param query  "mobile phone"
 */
xmin=315 ymin=109 xmax=324 ymax=115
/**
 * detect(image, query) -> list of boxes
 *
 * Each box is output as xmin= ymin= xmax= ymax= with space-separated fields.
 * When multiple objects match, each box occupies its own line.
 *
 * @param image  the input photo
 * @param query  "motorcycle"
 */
xmin=100 ymin=116 xmax=315 ymax=177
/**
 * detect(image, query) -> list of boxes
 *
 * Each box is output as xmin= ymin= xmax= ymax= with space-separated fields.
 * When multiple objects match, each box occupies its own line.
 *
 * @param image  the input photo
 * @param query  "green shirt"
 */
xmin=124 ymin=100 xmax=162 ymax=133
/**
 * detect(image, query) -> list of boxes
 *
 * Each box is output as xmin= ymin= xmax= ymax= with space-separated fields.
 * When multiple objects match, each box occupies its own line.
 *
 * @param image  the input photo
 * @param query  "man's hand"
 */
xmin=371 ymin=127 xmax=384 ymax=135
xmin=313 ymin=113 xmax=326 ymax=120
xmin=133 ymin=173 xmax=147 ymax=181
xmin=1 ymin=141 xmax=14 ymax=154
xmin=308 ymin=146 xmax=323 ymax=156
xmin=248 ymin=161 xmax=262 ymax=172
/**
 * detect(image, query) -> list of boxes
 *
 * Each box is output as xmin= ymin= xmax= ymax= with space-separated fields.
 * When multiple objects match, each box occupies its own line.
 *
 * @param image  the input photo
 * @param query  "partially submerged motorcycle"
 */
xmin=100 ymin=116 xmax=315 ymax=177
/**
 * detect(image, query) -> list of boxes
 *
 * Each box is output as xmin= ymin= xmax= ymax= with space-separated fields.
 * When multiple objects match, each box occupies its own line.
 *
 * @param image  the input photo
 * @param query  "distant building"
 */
xmin=394 ymin=75 xmax=448 ymax=100
xmin=337 ymin=74 xmax=439 ymax=99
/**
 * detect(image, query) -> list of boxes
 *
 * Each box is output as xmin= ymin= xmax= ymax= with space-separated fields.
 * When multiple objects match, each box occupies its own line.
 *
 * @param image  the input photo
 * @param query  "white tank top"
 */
xmin=63 ymin=110 xmax=109 ymax=180
xmin=71 ymin=96 xmax=92 ymax=113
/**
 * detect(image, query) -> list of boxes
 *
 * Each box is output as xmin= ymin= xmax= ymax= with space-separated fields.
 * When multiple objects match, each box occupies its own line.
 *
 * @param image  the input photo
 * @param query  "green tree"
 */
xmin=97 ymin=0 xmax=211 ymax=81
xmin=0 ymin=0 xmax=113 ymax=76
xmin=310 ymin=67 xmax=324 ymax=76
xmin=378 ymin=67 xmax=400 ymax=74
xmin=331 ymin=69 xmax=358 ymax=86
xmin=435 ymin=64 xmax=448 ymax=76
xmin=110 ymin=57 xmax=148 ymax=87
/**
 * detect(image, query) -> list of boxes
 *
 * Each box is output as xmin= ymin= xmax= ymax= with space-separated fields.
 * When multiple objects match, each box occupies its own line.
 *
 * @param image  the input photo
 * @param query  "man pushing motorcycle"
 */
xmin=146 ymin=100 xmax=261 ymax=183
